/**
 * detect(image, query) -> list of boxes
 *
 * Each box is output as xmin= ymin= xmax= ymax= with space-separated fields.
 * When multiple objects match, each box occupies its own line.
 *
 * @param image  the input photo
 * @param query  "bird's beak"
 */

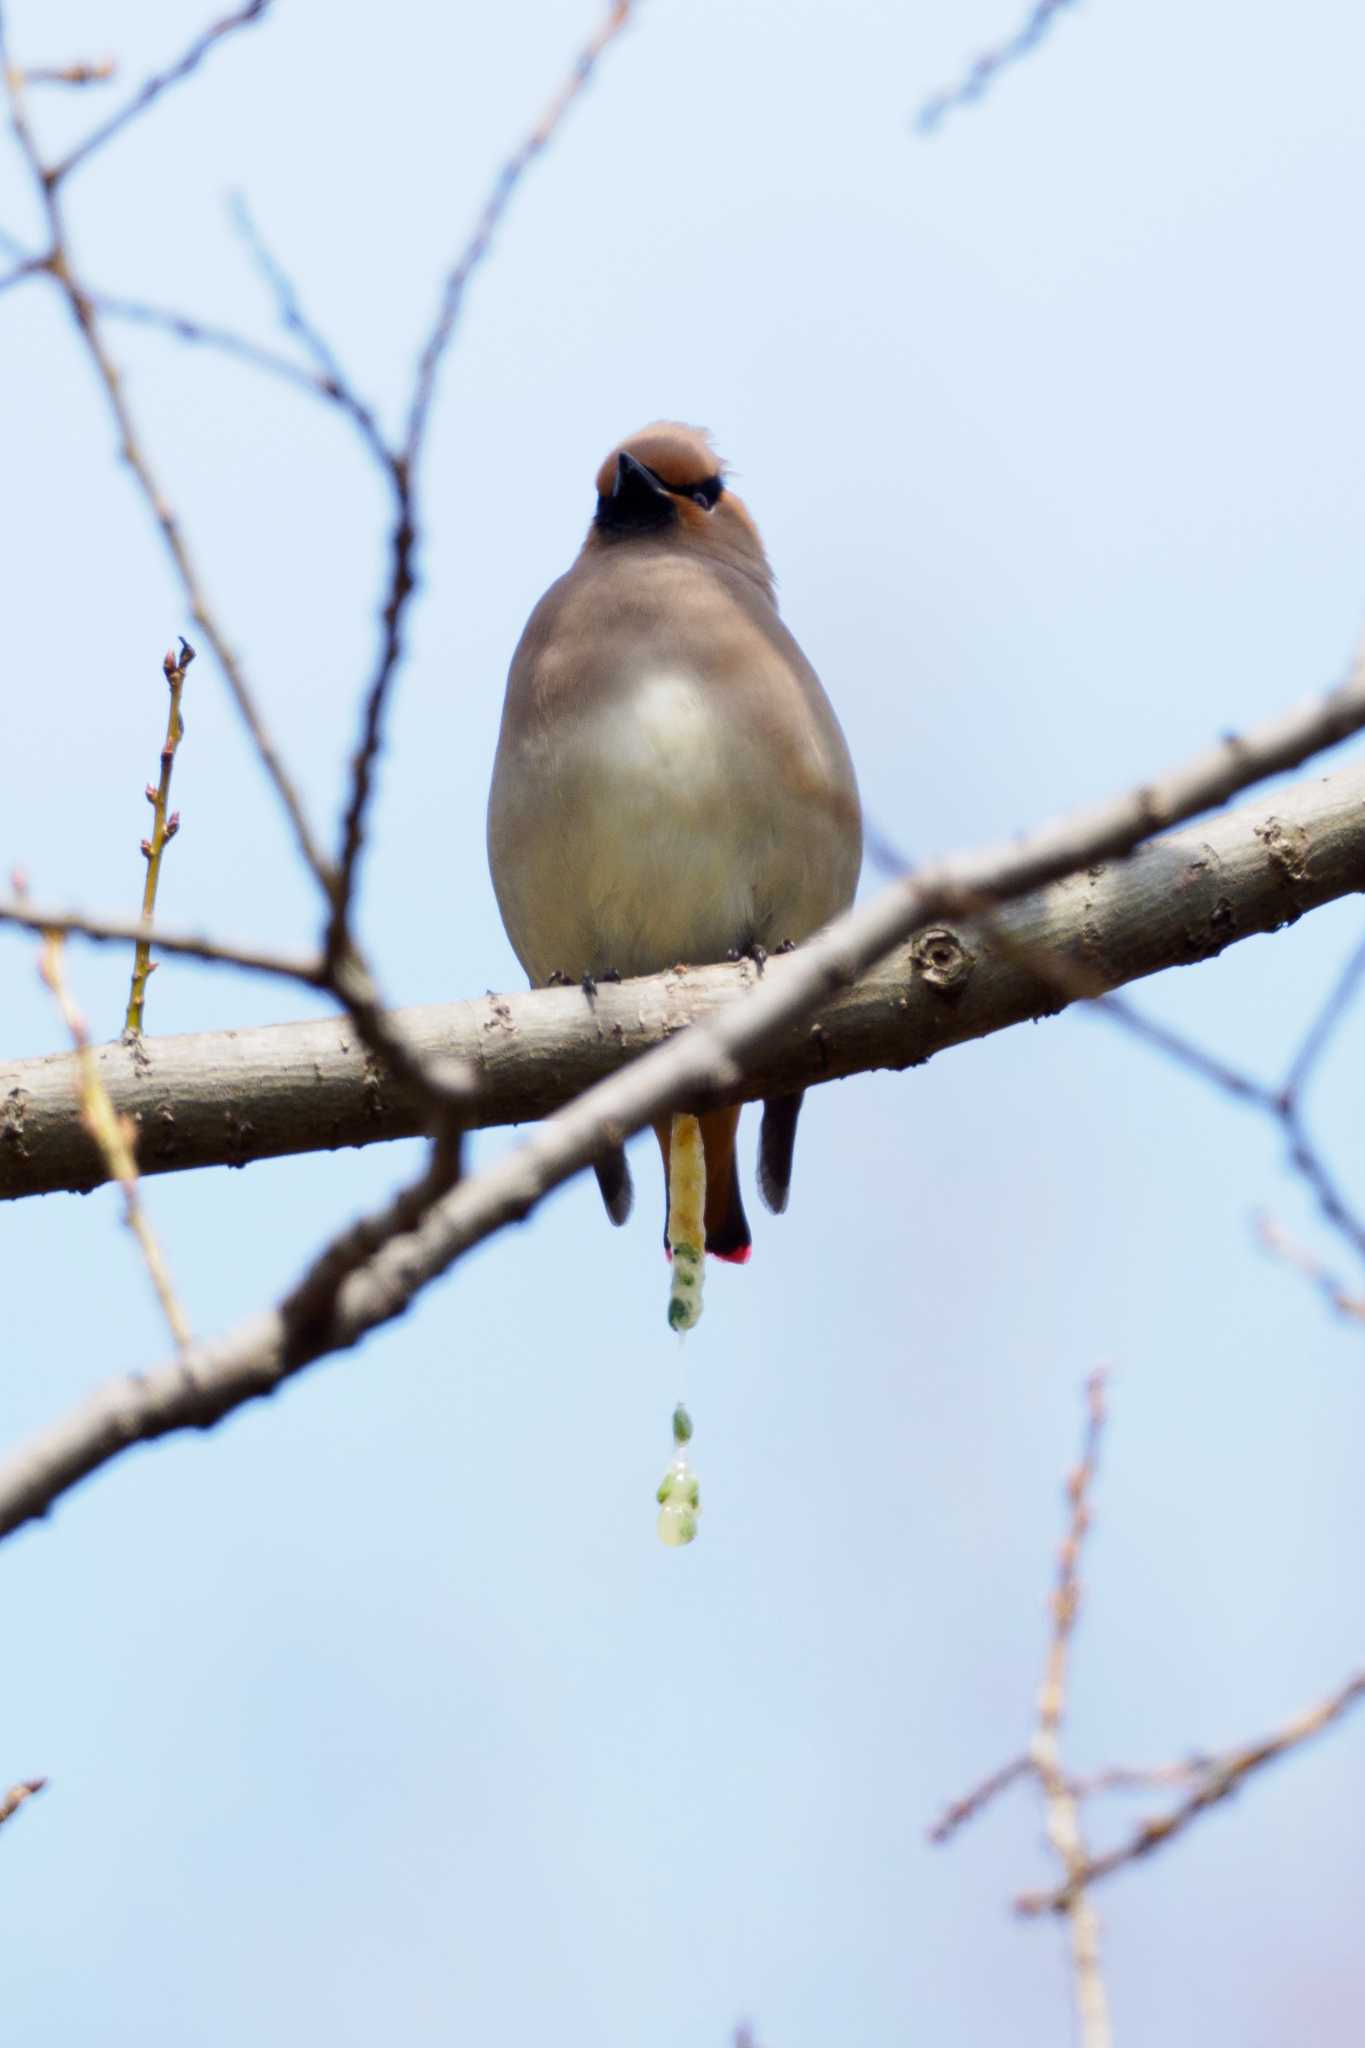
xmin=594 ymin=450 xmax=677 ymax=536
xmin=613 ymin=450 xmax=671 ymax=504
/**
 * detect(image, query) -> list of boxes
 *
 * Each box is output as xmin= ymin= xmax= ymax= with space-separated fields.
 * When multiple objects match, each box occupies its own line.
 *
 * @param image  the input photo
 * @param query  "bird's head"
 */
xmin=588 ymin=423 xmax=772 ymax=591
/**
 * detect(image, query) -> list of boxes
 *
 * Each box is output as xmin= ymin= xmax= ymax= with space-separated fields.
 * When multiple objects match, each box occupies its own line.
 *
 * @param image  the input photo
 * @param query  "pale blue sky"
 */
xmin=2 ymin=2 xmax=1364 ymax=2042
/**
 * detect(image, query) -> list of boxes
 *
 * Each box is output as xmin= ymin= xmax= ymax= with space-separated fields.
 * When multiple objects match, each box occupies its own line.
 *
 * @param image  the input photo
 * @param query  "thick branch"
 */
xmin=3 ymin=668 xmax=1365 ymax=1536
xmin=3 ymin=759 xmax=1362 ymax=1203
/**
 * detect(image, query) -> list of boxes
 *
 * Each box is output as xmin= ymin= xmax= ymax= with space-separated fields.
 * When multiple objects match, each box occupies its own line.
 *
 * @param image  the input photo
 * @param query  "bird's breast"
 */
xmin=490 ymin=651 xmax=859 ymax=986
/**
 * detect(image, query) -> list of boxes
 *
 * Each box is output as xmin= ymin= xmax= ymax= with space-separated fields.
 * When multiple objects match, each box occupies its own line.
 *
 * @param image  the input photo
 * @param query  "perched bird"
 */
xmin=487 ymin=422 xmax=862 ymax=1260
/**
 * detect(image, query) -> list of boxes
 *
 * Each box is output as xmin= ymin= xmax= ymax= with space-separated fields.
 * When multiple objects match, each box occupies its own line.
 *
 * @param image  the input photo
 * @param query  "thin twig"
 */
xmin=0 ymin=12 xmax=465 ymax=1139
xmin=927 ymin=1754 xmax=1031 ymax=1844
xmin=1281 ymin=927 xmax=1365 ymax=1106
xmin=126 ymin=639 xmax=194 ymax=1036
xmin=1253 ymin=1213 xmax=1365 ymax=1323
xmin=1280 ymin=1100 xmax=1365 ymax=1266
xmin=51 ymin=3 xmax=271 ymax=183
xmin=1026 ymin=1371 xmax=1112 ymax=2046
xmin=0 ymin=1777 xmax=46 ymax=1829
xmin=89 ymin=288 xmax=354 ymax=409
xmin=0 ymin=16 xmax=334 ymax=894
xmin=0 ymin=898 xmax=321 ymax=982
xmin=0 ymin=255 xmax=40 ymax=295
xmin=1066 ymin=1756 xmax=1216 ymax=1798
xmin=20 ymin=59 xmax=115 ymax=88
xmin=914 ymin=0 xmax=1081 ymax=134
xmin=402 ymin=0 xmax=633 ymax=466
xmin=1018 ymin=1672 xmax=1365 ymax=1913
xmin=36 ymin=932 xmax=193 ymax=1354
xmin=227 ymin=194 xmax=384 ymax=452
xmin=325 ymin=0 xmax=637 ymax=971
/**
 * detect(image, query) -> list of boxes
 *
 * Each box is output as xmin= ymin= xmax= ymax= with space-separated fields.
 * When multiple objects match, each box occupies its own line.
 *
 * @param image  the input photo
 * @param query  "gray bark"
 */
xmin=4 ymin=760 xmax=1362 ymax=1203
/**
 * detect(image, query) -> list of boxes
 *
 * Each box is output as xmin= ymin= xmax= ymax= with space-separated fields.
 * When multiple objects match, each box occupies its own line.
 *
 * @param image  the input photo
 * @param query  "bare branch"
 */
xmin=18 ymin=59 xmax=115 ymax=89
xmin=927 ymin=1755 xmax=1031 ymax=1845
xmin=0 ymin=1777 xmax=46 ymax=1830
xmin=0 ymin=254 xmax=41 ymax=294
xmin=1254 ymin=1213 xmax=1365 ymax=1323
xmin=0 ymin=14 xmax=334 ymax=895
xmin=36 ymin=932 xmax=192 ymax=1354
xmin=126 ymin=639 xmax=194 ymax=1036
xmin=0 ymin=900 xmax=320 ymax=983
xmin=1065 ymin=1756 xmax=1217 ymax=1798
xmin=226 ymin=196 xmax=387 ymax=455
xmin=1017 ymin=1671 xmax=1365 ymax=1913
xmin=1281 ymin=927 xmax=1365 ymax=1104
xmin=3 ymin=675 xmax=1365 ymax=1527
xmin=1026 ymin=1370 xmax=1111 ymax=2046
xmin=51 ymin=3 xmax=272 ymax=183
xmin=914 ymin=0 xmax=1081 ymax=134
xmin=5 ymin=754 xmax=1362 ymax=1201
xmin=1086 ymin=993 xmax=1272 ymax=1108
xmin=402 ymin=0 xmax=634 ymax=469
xmin=326 ymin=0 xmax=637 ymax=970
xmin=89 ymin=288 xmax=353 ymax=410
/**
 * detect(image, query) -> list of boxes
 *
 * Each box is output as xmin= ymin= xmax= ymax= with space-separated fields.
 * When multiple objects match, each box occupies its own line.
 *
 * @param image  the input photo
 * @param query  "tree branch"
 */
xmin=1015 ymin=1669 xmax=1365 ymax=1914
xmin=0 ymin=1777 xmax=46 ymax=1830
xmin=2 ymin=670 xmax=1365 ymax=1532
xmin=0 ymin=902 xmax=321 ymax=984
xmin=3 ymin=756 xmax=1363 ymax=1202
xmin=51 ymin=3 xmax=272 ymax=184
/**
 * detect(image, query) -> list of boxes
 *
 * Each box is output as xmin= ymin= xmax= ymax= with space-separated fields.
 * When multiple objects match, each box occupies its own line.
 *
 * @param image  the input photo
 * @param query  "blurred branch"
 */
xmin=1253 ymin=1213 xmax=1365 ymax=1323
xmin=0 ymin=2 xmax=516 ymax=1141
xmin=928 ymin=1754 xmax=1031 ymax=1844
xmin=0 ymin=253 xmax=39 ymax=293
xmin=227 ymin=196 xmax=388 ymax=454
xmin=4 ymin=754 xmax=1364 ymax=1200
xmin=17 ymin=59 xmax=115 ymax=88
xmin=52 ymin=4 xmax=271 ymax=183
xmin=0 ymin=900 xmax=321 ymax=983
xmin=0 ymin=1776 xmax=46 ymax=1830
xmin=36 ymin=930 xmax=192 ymax=1354
xmin=1029 ymin=1372 xmax=1111 ymax=2046
xmin=931 ymin=1380 xmax=1114 ymax=2044
xmin=1 ymin=1 xmax=634 ymax=1122
xmin=932 ymin=1381 xmax=1364 ymax=2024
xmin=324 ymin=0 xmax=636 ymax=973
xmin=0 ymin=10 xmax=333 ymax=895
xmin=88 ymin=287 xmax=353 ymax=407
xmin=1017 ymin=1670 xmax=1365 ymax=1914
xmin=3 ymin=678 xmax=1365 ymax=1527
xmin=126 ymin=639 xmax=194 ymax=1037
xmin=914 ymin=0 xmax=1081 ymax=134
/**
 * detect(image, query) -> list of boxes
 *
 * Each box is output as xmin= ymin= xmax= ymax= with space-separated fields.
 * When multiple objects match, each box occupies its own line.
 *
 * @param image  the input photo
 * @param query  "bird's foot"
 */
xmin=775 ymin=939 xmax=796 ymax=955
xmin=546 ymin=969 xmax=574 ymax=987
xmin=727 ymin=939 xmax=768 ymax=976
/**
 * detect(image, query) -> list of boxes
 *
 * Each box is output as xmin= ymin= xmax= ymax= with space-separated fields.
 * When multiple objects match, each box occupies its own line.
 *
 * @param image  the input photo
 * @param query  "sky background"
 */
xmin=2 ymin=1 xmax=1364 ymax=2041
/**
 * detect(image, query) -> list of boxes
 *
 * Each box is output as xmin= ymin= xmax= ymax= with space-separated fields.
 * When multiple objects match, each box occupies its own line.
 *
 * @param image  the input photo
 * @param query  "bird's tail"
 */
xmin=593 ymin=1145 xmax=633 ymax=1225
xmin=757 ymin=1091 xmax=804 ymax=1214
xmin=654 ymin=1106 xmax=751 ymax=1263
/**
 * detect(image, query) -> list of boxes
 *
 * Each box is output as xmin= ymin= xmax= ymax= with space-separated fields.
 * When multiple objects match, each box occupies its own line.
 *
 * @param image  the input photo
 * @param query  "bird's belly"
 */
xmin=494 ymin=670 xmax=844 ymax=983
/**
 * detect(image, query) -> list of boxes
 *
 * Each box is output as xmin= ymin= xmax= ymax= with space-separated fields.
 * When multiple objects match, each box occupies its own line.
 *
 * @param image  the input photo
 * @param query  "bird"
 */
xmin=487 ymin=422 xmax=862 ymax=1261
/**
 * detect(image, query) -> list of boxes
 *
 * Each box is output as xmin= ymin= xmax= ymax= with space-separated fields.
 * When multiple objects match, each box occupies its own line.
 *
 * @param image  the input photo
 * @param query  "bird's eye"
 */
xmin=688 ymin=476 xmax=723 ymax=511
